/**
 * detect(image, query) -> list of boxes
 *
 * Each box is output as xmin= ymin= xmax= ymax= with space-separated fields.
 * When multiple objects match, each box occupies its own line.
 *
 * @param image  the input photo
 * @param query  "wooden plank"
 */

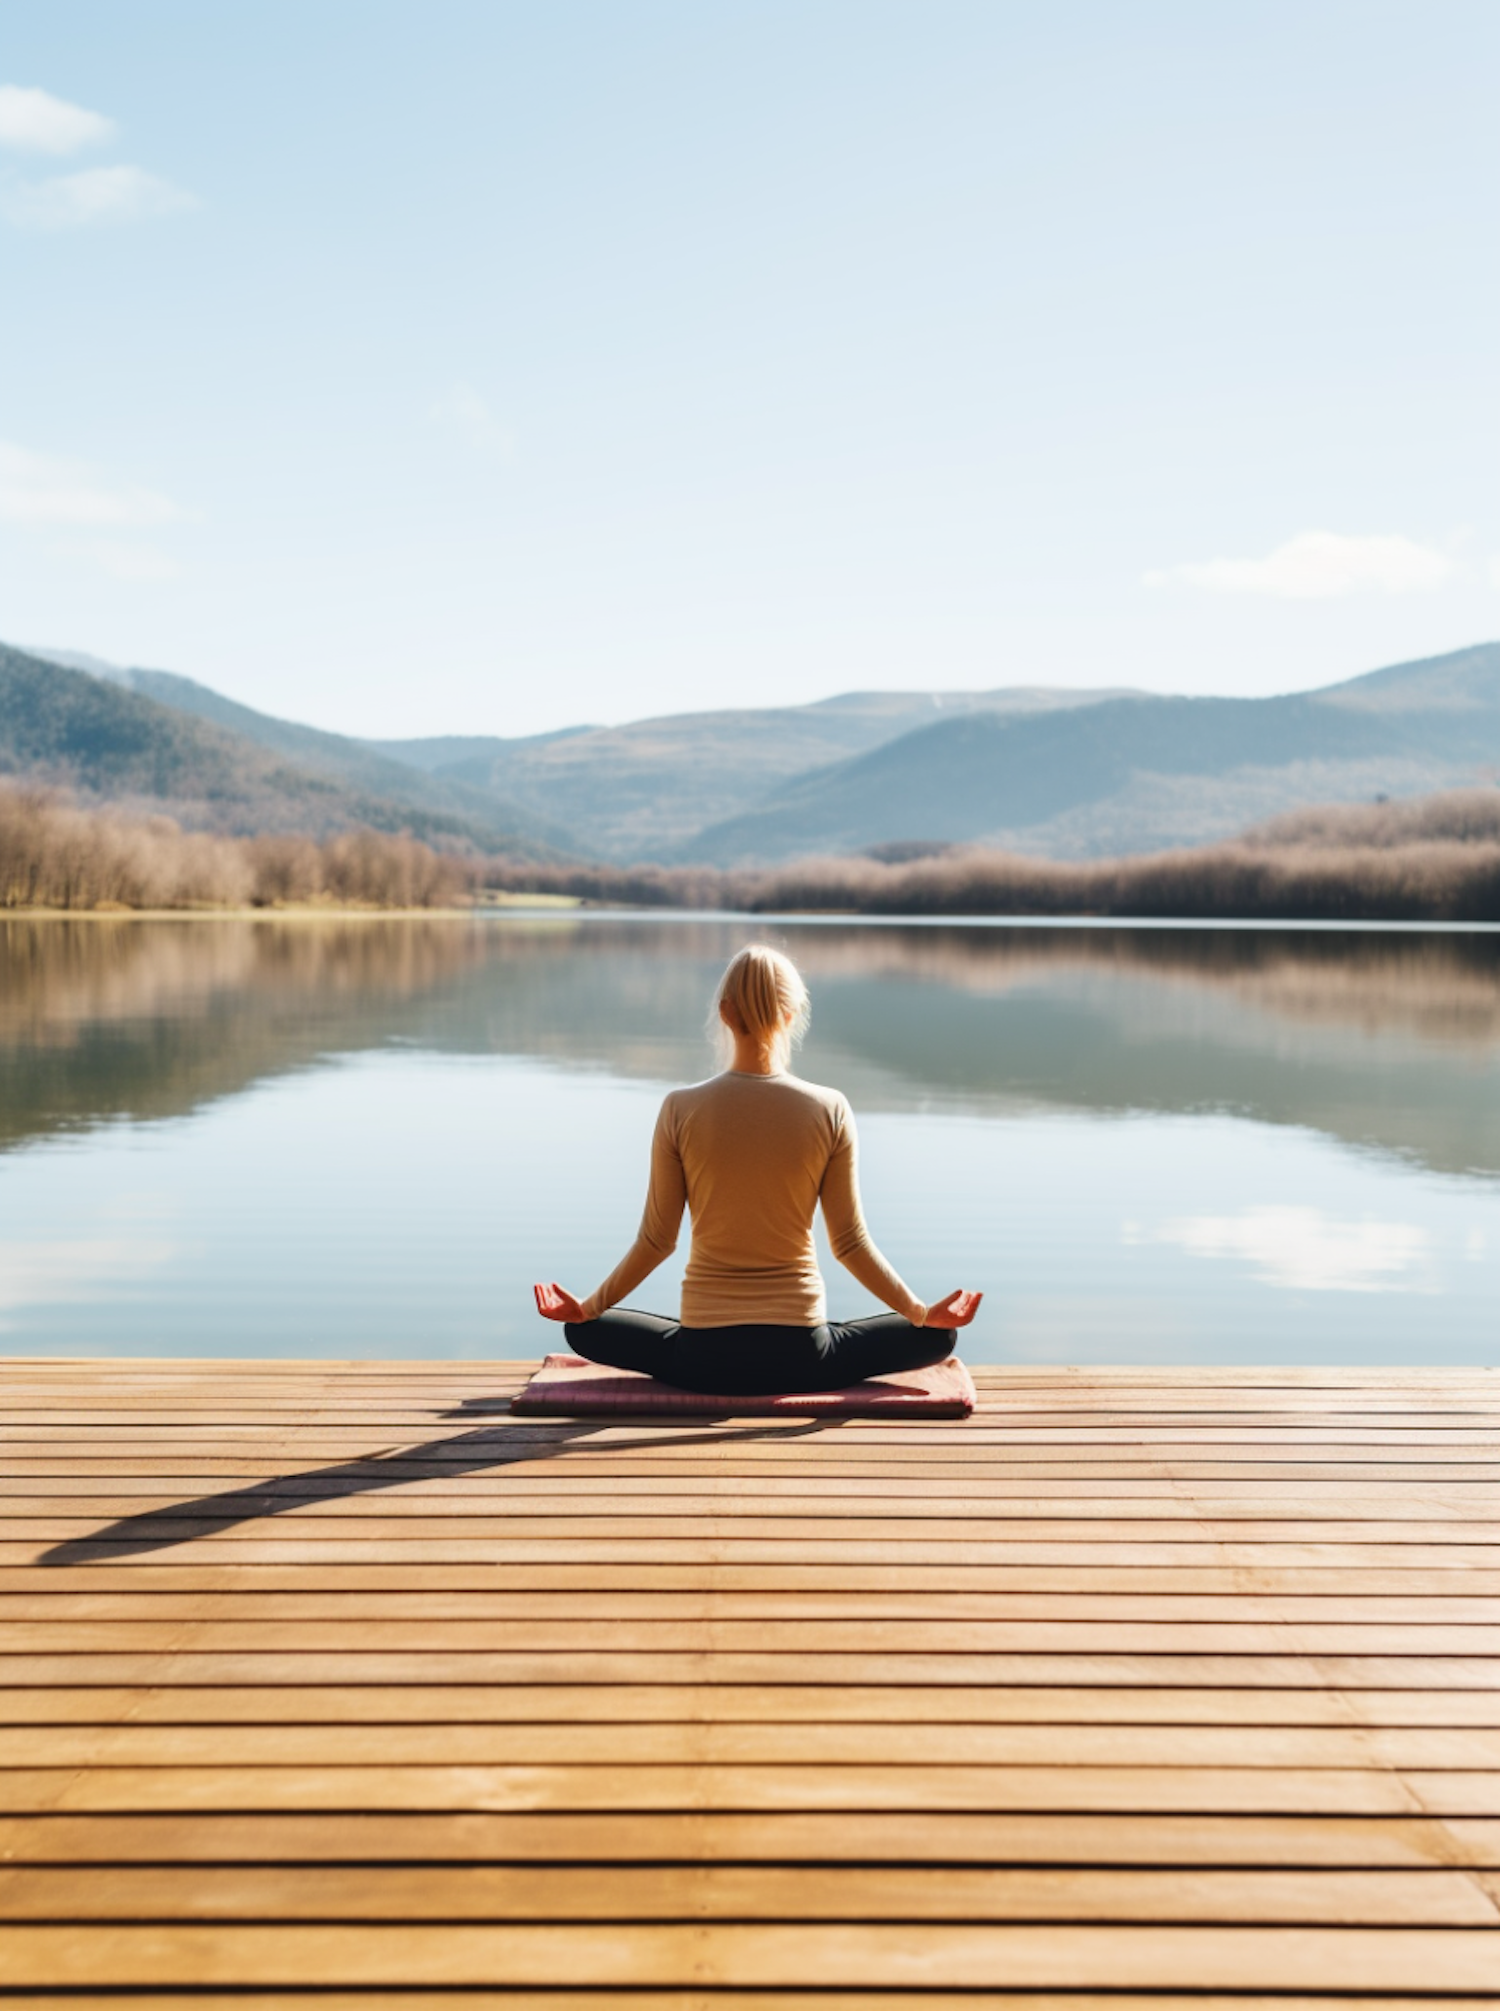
xmin=0 ymin=1762 xmax=1460 ymax=1815
xmin=0 ymin=1862 xmax=1492 ymax=1925
xmin=17 ymin=1513 xmax=1500 ymax=1542
xmin=12 ymin=1541 xmax=1500 ymax=1571
xmin=11 ymin=1562 xmax=1500 ymax=1591
xmin=3 ymin=1998 xmax=1497 ymax=2011
xmin=12 ymin=1495 xmax=1500 ymax=1529
xmin=17 ymin=1474 xmax=1500 ymax=1498
xmin=7 ymin=1422 xmax=1498 ymax=1442
xmin=9 ymin=1619 xmax=1500 ymax=1655
xmin=11 ymin=1544 xmax=1495 ymax=1576
xmin=2 ymin=1363 xmax=1487 ymax=1380
xmin=10 ymin=1410 xmax=1496 ymax=1430
xmin=157 ymin=1417 xmax=1493 ymax=1433
xmin=4 ymin=1651 xmax=1497 ymax=1688
xmin=6 ymin=1357 xmax=1486 ymax=1374
xmin=8 ymin=1589 xmax=1500 ymax=1620
xmin=2 ymin=1371 xmax=1492 ymax=1391
xmin=3 ymin=1720 xmax=1498 ymax=1768
xmin=12 ymin=1468 xmax=1492 ymax=1492
xmin=7 ymin=1684 xmax=1500 ymax=1728
xmin=14 ymin=1462 xmax=1493 ymax=1480
xmin=17 ymin=1560 xmax=1495 ymax=1592
xmin=0 ymin=1377 xmax=1485 ymax=1393
xmin=2 ymin=1920 xmax=1499 ymax=1991
xmin=11 ymin=1452 xmax=1497 ymax=1477
xmin=6 ymin=1377 xmax=1491 ymax=1393
xmin=2 ymin=1809 xmax=1495 ymax=1866
xmin=5 ymin=1449 xmax=1497 ymax=1474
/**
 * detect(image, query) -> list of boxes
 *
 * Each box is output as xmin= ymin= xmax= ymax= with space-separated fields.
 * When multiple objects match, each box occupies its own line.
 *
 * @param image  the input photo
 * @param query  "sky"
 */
xmin=1 ymin=0 xmax=1497 ymax=738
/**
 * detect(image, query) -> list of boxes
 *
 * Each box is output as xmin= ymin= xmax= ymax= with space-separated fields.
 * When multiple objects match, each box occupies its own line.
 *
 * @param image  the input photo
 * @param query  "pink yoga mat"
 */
xmin=510 ymin=1353 xmax=977 ymax=1417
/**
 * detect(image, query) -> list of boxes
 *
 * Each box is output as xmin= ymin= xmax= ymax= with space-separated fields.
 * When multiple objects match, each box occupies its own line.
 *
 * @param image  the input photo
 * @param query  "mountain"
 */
xmin=0 ymin=645 xmax=565 ymax=856
xmin=41 ymin=655 xmax=577 ymax=852
xmin=1313 ymin=640 xmax=1500 ymax=716
xmin=366 ymin=685 xmax=1139 ymax=860
xmin=684 ymin=644 xmax=1500 ymax=864
xmin=15 ymin=637 xmax=1500 ymax=867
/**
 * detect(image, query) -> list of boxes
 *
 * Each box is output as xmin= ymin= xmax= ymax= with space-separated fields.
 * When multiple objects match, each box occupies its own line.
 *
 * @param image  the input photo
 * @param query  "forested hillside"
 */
xmin=0 ymin=646 xmax=564 ymax=856
xmin=67 ymin=659 xmax=574 ymax=850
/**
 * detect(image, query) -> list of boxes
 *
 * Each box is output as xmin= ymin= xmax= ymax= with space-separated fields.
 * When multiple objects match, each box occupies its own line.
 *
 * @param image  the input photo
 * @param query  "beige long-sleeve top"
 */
xmin=581 ymin=1071 xmax=927 ymax=1330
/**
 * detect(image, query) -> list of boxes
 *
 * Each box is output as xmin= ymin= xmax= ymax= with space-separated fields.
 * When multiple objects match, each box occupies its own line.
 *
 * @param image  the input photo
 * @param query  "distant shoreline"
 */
xmin=5 ymin=780 xmax=1498 ymax=925
xmin=1 ymin=893 xmax=586 ymax=920
xmin=7 ymin=904 xmax=1500 ymax=934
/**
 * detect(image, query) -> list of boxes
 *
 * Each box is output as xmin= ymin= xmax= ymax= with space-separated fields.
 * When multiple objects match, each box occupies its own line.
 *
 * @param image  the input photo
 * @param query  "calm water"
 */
xmin=2 ymin=914 xmax=1497 ymax=1364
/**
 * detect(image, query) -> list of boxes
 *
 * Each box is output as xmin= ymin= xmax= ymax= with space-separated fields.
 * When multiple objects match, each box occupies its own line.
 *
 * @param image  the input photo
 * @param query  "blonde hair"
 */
xmin=711 ymin=943 xmax=810 ymax=1069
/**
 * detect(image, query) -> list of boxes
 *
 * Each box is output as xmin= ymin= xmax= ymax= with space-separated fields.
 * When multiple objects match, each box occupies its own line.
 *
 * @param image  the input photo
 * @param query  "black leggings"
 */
xmin=563 ymin=1307 xmax=955 ymax=1397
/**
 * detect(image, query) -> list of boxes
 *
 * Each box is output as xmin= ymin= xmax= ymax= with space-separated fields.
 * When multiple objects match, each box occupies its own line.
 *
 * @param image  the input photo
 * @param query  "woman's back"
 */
xmin=585 ymin=1068 xmax=925 ymax=1330
xmin=671 ymin=1071 xmax=843 ymax=1325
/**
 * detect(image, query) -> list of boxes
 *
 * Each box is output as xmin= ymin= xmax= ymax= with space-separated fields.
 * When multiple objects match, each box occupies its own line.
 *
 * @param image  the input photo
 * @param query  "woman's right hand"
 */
xmin=534 ymin=1282 xmax=588 ymax=1323
xmin=923 ymin=1289 xmax=982 ymax=1329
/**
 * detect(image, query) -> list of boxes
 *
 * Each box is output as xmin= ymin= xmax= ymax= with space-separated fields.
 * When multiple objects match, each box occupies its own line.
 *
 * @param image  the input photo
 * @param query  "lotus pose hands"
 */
xmin=532 ymin=944 xmax=983 ymax=1397
xmin=534 ymin=1279 xmax=980 ymax=1330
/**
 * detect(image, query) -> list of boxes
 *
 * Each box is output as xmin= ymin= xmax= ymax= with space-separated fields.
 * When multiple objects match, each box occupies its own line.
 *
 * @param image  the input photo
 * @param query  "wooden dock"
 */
xmin=1 ymin=1359 xmax=1498 ymax=2005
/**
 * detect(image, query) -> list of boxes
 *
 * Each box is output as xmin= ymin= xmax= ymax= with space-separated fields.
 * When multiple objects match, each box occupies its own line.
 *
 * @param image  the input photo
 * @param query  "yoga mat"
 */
xmin=510 ymin=1353 xmax=977 ymax=1417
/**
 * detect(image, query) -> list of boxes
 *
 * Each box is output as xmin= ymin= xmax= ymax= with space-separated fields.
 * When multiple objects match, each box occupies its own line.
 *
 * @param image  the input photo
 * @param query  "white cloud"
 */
xmin=1488 ymin=555 xmax=1500 ymax=590
xmin=0 ymin=83 xmax=114 ymax=155
xmin=0 ymin=440 xmax=180 ymax=530
xmin=1126 ymin=1204 xmax=1433 ymax=1293
xmin=0 ymin=163 xmax=197 ymax=230
xmin=1144 ymin=531 xmax=1454 ymax=599
xmin=431 ymin=381 xmax=514 ymax=458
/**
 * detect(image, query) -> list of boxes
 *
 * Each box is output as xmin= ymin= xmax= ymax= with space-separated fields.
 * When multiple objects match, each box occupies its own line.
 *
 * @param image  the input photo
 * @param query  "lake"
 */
xmin=2 ymin=913 xmax=1496 ymax=1365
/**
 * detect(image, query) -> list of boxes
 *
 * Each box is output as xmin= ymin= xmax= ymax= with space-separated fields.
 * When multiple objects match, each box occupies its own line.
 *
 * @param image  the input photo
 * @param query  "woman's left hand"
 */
xmin=923 ymin=1289 xmax=983 ymax=1329
xmin=533 ymin=1282 xmax=587 ymax=1323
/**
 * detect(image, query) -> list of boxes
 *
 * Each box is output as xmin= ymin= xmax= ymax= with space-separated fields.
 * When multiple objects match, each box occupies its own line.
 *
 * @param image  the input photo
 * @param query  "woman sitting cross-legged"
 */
xmin=533 ymin=943 xmax=981 ymax=1396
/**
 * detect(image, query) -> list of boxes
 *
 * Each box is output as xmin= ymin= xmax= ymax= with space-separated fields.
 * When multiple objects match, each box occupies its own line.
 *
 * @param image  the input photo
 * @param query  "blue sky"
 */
xmin=2 ymin=0 xmax=1496 ymax=736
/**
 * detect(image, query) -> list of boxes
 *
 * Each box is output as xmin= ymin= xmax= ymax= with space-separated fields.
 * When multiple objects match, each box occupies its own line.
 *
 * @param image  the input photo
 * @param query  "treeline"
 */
xmin=482 ymin=789 xmax=1500 ymax=922
xmin=6 ymin=781 xmax=1500 ymax=920
xmin=0 ymin=788 xmax=467 ymax=910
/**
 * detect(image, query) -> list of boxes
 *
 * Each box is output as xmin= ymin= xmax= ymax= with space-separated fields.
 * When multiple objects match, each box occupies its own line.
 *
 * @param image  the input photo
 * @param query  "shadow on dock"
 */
xmin=39 ymin=1403 xmax=845 ymax=1564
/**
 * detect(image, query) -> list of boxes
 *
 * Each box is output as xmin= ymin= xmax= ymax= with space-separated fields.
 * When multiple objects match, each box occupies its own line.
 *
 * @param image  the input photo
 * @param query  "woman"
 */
xmin=534 ymin=943 xmax=980 ymax=1394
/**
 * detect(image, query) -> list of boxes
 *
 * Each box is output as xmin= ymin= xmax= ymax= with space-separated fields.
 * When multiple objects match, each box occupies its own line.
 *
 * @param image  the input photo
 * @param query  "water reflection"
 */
xmin=0 ymin=1232 xmax=178 ymax=1328
xmin=1122 ymin=1206 xmax=1437 ymax=1294
xmin=3 ymin=914 xmax=1497 ymax=1178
